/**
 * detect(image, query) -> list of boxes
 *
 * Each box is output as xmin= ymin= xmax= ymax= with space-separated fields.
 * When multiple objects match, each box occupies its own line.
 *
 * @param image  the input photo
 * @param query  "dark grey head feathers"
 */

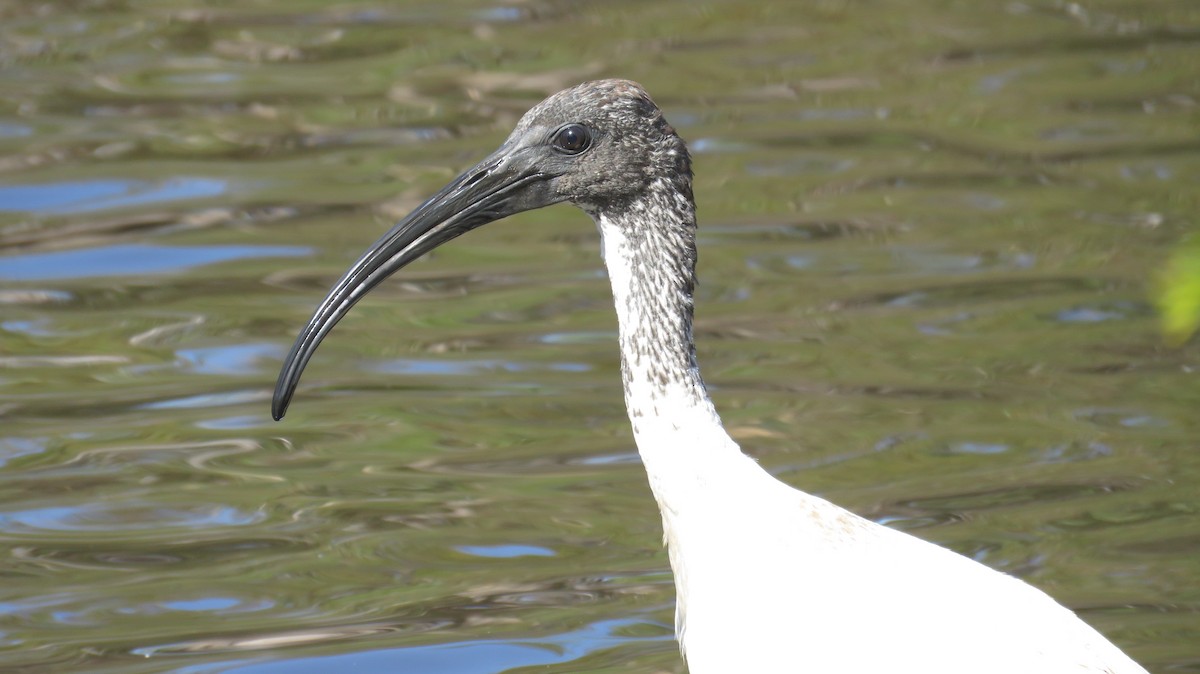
xmin=507 ymin=79 xmax=693 ymax=216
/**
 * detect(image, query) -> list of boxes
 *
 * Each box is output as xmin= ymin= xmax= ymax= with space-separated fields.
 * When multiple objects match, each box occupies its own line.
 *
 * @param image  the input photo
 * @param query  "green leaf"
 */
xmin=1156 ymin=238 xmax=1200 ymax=346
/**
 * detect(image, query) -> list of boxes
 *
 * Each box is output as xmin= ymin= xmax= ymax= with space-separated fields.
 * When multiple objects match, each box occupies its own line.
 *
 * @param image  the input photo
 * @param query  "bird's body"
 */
xmin=273 ymin=79 xmax=1148 ymax=673
xmin=660 ymin=470 xmax=1143 ymax=673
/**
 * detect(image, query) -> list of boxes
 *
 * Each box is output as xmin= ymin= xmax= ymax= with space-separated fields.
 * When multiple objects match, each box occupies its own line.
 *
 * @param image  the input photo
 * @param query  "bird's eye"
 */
xmin=551 ymin=124 xmax=592 ymax=155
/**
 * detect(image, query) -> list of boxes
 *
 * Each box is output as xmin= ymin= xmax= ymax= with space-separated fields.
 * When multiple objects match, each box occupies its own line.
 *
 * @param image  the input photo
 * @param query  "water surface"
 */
xmin=1 ymin=1 xmax=1197 ymax=672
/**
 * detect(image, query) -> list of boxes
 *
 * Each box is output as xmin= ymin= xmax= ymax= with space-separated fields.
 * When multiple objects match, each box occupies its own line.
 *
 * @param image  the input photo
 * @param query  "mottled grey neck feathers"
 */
xmin=596 ymin=176 xmax=713 ymax=422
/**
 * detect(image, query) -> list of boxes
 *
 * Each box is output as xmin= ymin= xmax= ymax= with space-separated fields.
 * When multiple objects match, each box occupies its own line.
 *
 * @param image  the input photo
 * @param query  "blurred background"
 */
xmin=1 ymin=1 xmax=1197 ymax=672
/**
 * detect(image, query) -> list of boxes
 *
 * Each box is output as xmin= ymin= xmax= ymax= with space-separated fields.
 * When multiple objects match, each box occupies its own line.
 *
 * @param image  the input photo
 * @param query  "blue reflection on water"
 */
xmin=0 ymin=122 xmax=32 ymax=138
xmin=456 ymin=544 xmax=556 ymax=558
xmin=167 ymin=617 xmax=668 ymax=674
xmin=0 ymin=437 xmax=46 ymax=468
xmin=0 ymin=503 xmax=263 ymax=532
xmin=0 ymin=244 xmax=310 ymax=281
xmin=162 ymin=597 xmax=243 ymax=612
xmin=177 ymin=343 xmax=285 ymax=376
xmin=0 ymin=177 xmax=227 ymax=214
xmin=140 ymin=389 xmax=268 ymax=410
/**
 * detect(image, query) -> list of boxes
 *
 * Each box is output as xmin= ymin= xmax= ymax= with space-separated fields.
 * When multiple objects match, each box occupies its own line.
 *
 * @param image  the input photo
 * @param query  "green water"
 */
xmin=1 ymin=1 xmax=1197 ymax=672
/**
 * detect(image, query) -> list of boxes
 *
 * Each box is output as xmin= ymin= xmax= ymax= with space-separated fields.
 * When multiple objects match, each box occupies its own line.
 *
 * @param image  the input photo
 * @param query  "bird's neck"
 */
xmin=594 ymin=183 xmax=740 ymax=475
xmin=594 ymin=185 xmax=762 ymax=643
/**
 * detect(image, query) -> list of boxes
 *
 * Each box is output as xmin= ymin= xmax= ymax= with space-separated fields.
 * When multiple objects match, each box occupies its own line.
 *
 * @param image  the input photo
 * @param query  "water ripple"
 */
xmin=177 ymin=343 xmax=285 ymax=376
xmin=0 ymin=244 xmax=310 ymax=281
xmin=0 ymin=502 xmax=264 ymax=534
xmin=456 ymin=544 xmax=556 ymax=559
xmin=140 ymin=389 xmax=271 ymax=411
xmin=0 ymin=436 xmax=47 ymax=467
xmin=374 ymin=358 xmax=591 ymax=376
xmin=0 ymin=177 xmax=227 ymax=214
xmin=148 ymin=617 xmax=670 ymax=673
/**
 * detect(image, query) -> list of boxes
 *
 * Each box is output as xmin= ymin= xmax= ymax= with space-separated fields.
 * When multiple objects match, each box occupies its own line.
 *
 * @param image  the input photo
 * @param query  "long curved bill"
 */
xmin=272 ymin=146 xmax=553 ymax=421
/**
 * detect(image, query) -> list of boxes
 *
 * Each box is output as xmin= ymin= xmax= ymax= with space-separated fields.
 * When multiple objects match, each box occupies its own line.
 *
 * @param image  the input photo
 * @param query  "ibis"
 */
xmin=273 ymin=79 xmax=1147 ymax=674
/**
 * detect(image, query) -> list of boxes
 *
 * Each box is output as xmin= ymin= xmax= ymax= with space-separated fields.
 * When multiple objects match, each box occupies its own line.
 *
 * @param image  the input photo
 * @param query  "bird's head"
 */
xmin=506 ymin=79 xmax=692 ymax=214
xmin=271 ymin=79 xmax=690 ymax=420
